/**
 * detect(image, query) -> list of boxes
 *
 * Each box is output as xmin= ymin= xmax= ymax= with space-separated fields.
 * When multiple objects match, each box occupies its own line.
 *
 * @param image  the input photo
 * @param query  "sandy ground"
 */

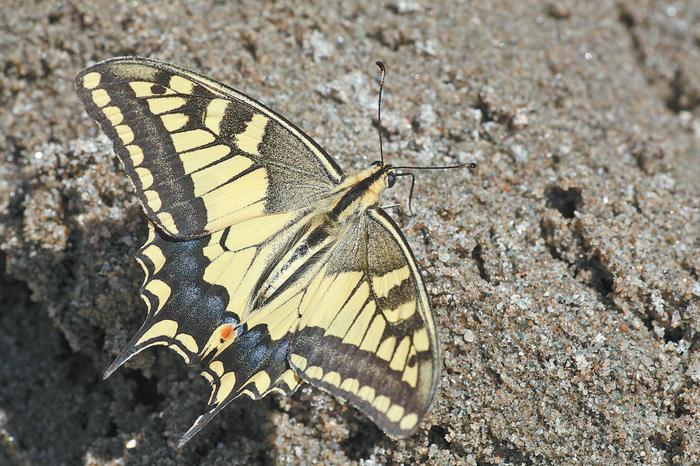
xmin=1 ymin=1 xmax=699 ymax=464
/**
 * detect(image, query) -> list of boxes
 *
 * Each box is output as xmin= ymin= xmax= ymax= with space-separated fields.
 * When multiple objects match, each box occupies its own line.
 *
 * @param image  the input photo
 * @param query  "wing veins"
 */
xmin=163 ymin=165 xmax=263 ymax=211
xmin=323 ymin=274 xmax=368 ymax=333
xmin=89 ymin=79 xmax=220 ymax=100
xmin=89 ymin=80 xmax=338 ymax=185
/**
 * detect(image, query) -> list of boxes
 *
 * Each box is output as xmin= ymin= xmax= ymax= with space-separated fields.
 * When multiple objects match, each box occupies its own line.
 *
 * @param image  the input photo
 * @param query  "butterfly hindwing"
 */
xmin=117 ymin=206 xmax=439 ymax=440
xmin=75 ymin=57 xmax=343 ymax=239
xmin=105 ymin=208 xmax=310 ymax=375
xmin=179 ymin=322 xmax=302 ymax=447
xmin=287 ymin=208 xmax=440 ymax=438
xmin=103 ymin=224 xmax=225 ymax=377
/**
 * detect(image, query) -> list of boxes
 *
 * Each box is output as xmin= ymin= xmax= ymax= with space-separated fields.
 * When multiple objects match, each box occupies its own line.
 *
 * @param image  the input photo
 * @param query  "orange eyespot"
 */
xmin=220 ymin=323 xmax=237 ymax=341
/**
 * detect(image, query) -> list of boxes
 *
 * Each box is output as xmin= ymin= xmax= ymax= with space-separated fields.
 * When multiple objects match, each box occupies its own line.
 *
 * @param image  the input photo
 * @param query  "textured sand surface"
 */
xmin=1 ymin=1 xmax=699 ymax=464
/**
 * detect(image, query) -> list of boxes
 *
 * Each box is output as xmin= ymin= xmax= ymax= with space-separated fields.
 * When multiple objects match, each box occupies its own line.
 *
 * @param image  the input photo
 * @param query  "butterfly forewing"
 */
xmin=288 ymin=208 xmax=439 ymax=437
xmin=75 ymin=57 xmax=343 ymax=239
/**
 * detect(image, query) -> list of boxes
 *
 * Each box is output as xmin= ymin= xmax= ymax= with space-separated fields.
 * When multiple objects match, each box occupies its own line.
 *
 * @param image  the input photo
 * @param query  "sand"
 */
xmin=1 ymin=1 xmax=699 ymax=464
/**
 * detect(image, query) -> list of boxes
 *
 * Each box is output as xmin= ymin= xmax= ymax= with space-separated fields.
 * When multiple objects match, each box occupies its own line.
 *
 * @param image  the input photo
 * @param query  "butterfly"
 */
xmin=75 ymin=57 xmax=461 ymax=446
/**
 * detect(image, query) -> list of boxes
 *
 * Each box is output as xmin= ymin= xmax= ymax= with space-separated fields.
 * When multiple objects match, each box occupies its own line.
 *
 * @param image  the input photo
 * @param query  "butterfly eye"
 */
xmin=387 ymin=172 xmax=396 ymax=188
xmin=370 ymin=160 xmax=382 ymax=167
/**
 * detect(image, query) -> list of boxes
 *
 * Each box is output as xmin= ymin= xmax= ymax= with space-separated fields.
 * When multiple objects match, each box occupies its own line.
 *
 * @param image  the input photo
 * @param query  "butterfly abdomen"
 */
xmin=257 ymin=219 xmax=337 ymax=304
xmin=261 ymin=166 xmax=390 ymax=304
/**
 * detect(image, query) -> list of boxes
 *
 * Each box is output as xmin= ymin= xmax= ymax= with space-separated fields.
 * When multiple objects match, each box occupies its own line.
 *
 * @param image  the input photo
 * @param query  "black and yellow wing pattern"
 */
xmin=288 ymin=208 xmax=439 ymax=437
xmin=75 ymin=57 xmax=440 ymax=444
xmin=76 ymin=57 xmax=342 ymax=238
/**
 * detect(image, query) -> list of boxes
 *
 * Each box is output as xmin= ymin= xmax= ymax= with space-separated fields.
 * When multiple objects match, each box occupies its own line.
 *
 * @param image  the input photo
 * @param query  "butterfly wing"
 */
xmin=173 ymin=216 xmax=337 ymax=445
xmin=287 ymin=208 xmax=440 ymax=438
xmin=75 ymin=57 xmax=343 ymax=239
xmin=107 ymin=215 xmax=308 ymax=447
xmin=170 ymin=206 xmax=441 ymax=444
xmin=104 ymin=203 xmax=313 ymax=375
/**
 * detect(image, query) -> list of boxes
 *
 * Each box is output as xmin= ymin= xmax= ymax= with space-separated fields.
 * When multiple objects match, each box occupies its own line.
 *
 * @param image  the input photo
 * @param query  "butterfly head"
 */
xmin=366 ymin=62 xmax=476 ymax=215
xmin=370 ymin=160 xmax=397 ymax=189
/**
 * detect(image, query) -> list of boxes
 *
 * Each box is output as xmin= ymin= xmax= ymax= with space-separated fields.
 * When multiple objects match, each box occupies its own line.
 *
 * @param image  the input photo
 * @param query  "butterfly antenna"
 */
xmin=393 ymin=162 xmax=478 ymax=171
xmin=376 ymin=60 xmax=386 ymax=165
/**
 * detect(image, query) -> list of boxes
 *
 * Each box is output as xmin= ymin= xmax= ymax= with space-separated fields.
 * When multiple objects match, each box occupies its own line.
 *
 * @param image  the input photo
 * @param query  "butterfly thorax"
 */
xmin=329 ymin=164 xmax=391 ymax=223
